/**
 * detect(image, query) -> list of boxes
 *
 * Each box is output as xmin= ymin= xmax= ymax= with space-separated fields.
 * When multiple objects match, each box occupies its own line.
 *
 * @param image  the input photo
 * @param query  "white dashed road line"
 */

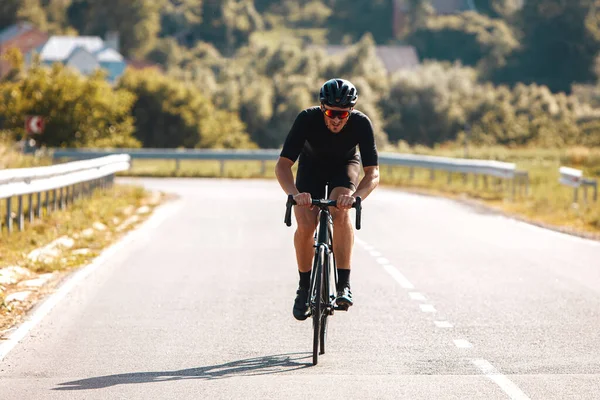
xmin=409 ymin=292 xmax=427 ymax=301
xmin=359 ymin=238 xmax=531 ymax=400
xmin=472 ymin=359 xmax=532 ymax=400
xmin=453 ymin=339 xmax=473 ymax=348
xmin=420 ymin=304 xmax=436 ymax=313
xmin=381 ymin=264 xmax=415 ymax=289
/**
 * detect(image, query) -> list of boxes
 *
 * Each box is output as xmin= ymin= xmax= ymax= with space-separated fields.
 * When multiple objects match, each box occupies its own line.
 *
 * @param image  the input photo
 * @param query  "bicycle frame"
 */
xmin=284 ymin=193 xmax=362 ymax=365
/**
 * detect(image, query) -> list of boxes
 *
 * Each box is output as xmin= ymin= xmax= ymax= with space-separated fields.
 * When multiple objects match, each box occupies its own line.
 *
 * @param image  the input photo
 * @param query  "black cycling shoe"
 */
xmin=293 ymin=287 xmax=310 ymax=321
xmin=335 ymin=286 xmax=353 ymax=309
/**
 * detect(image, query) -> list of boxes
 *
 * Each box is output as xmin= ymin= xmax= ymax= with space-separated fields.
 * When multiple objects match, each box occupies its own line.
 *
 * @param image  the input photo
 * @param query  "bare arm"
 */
xmin=353 ymin=165 xmax=380 ymax=201
xmin=275 ymin=156 xmax=299 ymax=196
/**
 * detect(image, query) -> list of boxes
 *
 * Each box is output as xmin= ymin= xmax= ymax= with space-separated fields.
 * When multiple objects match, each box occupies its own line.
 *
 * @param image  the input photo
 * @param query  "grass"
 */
xmin=0 ymin=181 xmax=167 ymax=333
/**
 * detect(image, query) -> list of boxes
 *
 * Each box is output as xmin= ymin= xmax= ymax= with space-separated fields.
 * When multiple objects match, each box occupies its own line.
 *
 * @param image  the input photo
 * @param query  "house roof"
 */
xmin=40 ymin=36 xmax=105 ymax=61
xmin=96 ymin=47 xmax=124 ymax=62
xmin=312 ymin=45 xmax=420 ymax=73
xmin=0 ymin=22 xmax=34 ymax=43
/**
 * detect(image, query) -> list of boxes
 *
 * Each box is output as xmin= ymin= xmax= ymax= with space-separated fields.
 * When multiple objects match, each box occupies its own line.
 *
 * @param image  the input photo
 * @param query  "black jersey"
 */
xmin=280 ymin=106 xmax=378 ymax=167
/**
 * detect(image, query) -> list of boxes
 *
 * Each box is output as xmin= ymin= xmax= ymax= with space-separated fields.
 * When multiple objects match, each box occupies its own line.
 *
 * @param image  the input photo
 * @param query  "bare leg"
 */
xmin=293 ymin=206 xmax=319 ymax=272
xmin=329 ymin=187 xmax=354 ymax=270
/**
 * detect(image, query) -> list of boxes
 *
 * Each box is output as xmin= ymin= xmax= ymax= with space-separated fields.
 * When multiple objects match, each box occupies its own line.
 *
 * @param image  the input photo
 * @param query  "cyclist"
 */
xmin=275 ymin=78 xmax=380 ymax=321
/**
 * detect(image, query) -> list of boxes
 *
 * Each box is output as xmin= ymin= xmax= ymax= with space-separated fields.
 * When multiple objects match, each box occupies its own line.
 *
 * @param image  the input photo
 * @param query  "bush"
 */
xmin=0 ymin=61 xmax=139 ymax=148
xmin=118 ymin=68 xmax=256 ymax=149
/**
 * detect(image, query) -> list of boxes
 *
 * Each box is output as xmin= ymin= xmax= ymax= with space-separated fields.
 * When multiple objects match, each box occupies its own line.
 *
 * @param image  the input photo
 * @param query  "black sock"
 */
xmin=337 ymin=269 xmax=351 ymax=290
xmin=299 ymin=271 xmax=311 ymax=289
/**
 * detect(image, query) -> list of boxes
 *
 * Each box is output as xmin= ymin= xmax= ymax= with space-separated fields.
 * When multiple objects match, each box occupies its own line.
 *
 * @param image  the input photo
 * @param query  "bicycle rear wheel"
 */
xmin=312 ymin=246 xmax=326 ymax=365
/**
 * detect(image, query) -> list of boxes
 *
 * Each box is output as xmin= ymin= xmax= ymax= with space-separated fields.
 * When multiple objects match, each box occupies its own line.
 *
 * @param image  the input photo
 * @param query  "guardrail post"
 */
xmin=261 ymin=160 xmax=266 ymax=176
xmin=483 ymin=175 xmax=488 ymax=189
xmin=594 ymin=181 xmax=598 ymax=202
xmin=28 ymin=193 xmax=34 ymax=222
xmin=45 ymin=191 xmax=50 ymax=215
xmin=220 ymin=160 xmax=225 ymax=177
xmin=175 ymin=159 xmax=180 ymax=175
xmin=409 ymin=167 xmax=415 ymax=180
xmin=473 ymin=175 xmax=478 ymax=189
xmin=511 ymin=178 xmax=516 ymax=200
xmin=462 ymin=173 xmax=467 ymax=184
xmin=18 ymin=195 xmax=24 ymax=231
xmin=53 ymin=188 xmax=58 ymax=211
xmin=429 ymin=169 xmax=435 ymax=181
xmin=6 ymin=197 xmax=13 ymax=233
xmin=447 ymin=172 xmax=452 ymax=184
xmin=60 ymin=187 xmax=66 ymax=210
xmin=37 ymin=192 xmax=42 ymax=217
xmin=573 ymin=187 xmax=578 ymax=203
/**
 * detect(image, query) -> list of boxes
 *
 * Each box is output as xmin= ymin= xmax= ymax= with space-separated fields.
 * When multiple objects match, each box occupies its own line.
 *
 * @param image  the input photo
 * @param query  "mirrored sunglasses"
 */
xmin=323 ymin=109 xmax=350 ymax=119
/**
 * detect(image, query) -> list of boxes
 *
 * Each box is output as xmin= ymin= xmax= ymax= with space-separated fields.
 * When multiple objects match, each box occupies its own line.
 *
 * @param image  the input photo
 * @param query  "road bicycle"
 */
xmin=284 ymin=193 xmax=362 ymax=365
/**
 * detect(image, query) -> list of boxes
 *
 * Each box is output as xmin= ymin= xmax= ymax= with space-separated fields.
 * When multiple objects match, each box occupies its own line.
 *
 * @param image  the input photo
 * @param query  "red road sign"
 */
xmin=25 ymin=116 xmax=45 ymax=134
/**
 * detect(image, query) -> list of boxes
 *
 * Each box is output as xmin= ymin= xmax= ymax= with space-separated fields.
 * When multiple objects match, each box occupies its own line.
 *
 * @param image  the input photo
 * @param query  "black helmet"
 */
xmin=319 ymin=78 xmax=358 ymax=107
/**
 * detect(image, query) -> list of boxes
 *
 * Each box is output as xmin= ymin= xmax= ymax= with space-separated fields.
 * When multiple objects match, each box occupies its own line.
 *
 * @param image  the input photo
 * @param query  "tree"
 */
xmin=118 ymin=68 xmax=256 ymax=148
xmin=473 ymin=0 xmax=523 ymax=18
xmin=0 ymin=61 xmax=139 ymax=148
xmin=327 ymin=0 xmax=394 ymax=44
xmin=495 ymin=0 xmax=600 ymax=93
xmin=159 ymin=0 xmax=203 ymax=46
xmin=0 ymin=0 xmax=21 ymax=30
xmin=68 ymin=0 xmax=161 ymax=58
xmin=408 ymin=11 xmax=518 ymax=78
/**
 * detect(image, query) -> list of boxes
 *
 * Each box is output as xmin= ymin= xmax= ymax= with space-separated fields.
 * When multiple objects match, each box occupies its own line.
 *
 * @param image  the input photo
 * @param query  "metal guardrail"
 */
xmin=50 ymin=148 xmax=529 ymax=197
xmin=559 ymin=166 xmax=598 ymax=202
xmin=0 ymin=155 xmax=131 ymax=234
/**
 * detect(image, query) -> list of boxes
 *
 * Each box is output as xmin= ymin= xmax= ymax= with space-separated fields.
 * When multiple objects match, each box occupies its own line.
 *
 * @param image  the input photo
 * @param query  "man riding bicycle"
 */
xmin=275 ymin=78 xmax=380 ymax=321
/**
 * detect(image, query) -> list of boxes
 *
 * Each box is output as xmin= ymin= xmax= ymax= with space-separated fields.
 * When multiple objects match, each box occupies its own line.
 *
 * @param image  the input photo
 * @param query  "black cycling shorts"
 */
xmin=296 ymin=157 xmax=360 ymax=199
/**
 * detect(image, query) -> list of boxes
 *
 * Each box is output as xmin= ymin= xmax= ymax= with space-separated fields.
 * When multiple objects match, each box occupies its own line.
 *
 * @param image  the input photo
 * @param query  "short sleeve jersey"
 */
xmin=280 ymin=106 xmax=378 ymax=167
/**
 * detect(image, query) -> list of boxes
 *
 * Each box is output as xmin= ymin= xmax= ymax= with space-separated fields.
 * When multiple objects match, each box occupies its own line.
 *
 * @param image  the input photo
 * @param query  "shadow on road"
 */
xmin=53 ymin=353 xmax=312 ymax=391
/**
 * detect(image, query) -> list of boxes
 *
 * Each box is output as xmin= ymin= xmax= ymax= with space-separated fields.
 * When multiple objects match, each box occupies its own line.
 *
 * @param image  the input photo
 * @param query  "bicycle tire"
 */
xmin=312 ymin=246 xmax=325 ymax=365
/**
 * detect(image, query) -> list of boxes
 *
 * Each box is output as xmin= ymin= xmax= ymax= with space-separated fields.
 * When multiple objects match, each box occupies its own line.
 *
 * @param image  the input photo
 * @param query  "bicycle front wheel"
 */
xmin=311 ymin=246 xmax=326 ymax=365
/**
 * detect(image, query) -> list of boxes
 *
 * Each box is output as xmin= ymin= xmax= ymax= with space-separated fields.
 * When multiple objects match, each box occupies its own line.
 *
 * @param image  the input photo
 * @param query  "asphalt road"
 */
xmin=1 ymin=178 xmax=599 ymax=399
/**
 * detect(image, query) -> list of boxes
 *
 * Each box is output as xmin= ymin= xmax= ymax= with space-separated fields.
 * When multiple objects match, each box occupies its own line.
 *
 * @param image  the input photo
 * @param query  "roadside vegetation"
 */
xmin=0 ymin=142 xmax=167 ymax=333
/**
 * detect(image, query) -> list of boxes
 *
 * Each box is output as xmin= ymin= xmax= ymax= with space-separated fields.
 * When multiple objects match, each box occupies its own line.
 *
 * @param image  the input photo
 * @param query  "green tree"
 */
xmin=159 ymin=0 xmax=203 ymax=46
xmin=68 ymin=0 xmax=161 ymax=58
xmin=327 ymin=0 xmax=394 ymax=44
xmin=191 ymin=0 xmax=263 ymax=56
xmin=0 ymin=0 xmax=21 ymax=30
xmin=118 ymin=68 xmax=256 ymax=148
xmin=408 ymin=12 xmax=518 ymax=77
xmin=473 ymin=0 xmax=523 ymax=18
xmin=0 ymin=62 xmax=139 ymax=148
xmin=496 ymin=0 xmax=600 ymax=93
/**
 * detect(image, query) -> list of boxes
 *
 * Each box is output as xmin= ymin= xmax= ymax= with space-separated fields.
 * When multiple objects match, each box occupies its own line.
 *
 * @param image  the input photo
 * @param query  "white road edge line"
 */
xmin=0 ymin=199 xmax=183 ymax=361
xmin=382 ymin=264 xmax=415 ymax=289
xmin=434 ymin=321 xmax=453 ymax=328
xmin=472 ymin=359 xmax=531 ymax=400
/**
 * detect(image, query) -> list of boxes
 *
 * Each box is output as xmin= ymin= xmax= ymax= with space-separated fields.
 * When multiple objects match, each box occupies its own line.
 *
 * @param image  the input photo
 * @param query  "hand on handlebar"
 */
xmin=336 ymin=194 xmax=355 ymax=210
xmin=293 ymin=192 xmax=313 ymax=209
